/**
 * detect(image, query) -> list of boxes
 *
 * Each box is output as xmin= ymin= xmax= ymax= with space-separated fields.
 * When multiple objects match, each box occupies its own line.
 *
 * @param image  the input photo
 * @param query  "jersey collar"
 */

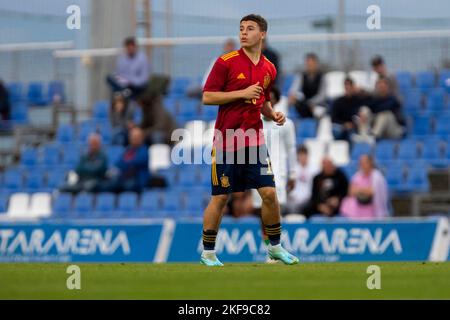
xmin=239 ymin=47 xmax=264 ymax=67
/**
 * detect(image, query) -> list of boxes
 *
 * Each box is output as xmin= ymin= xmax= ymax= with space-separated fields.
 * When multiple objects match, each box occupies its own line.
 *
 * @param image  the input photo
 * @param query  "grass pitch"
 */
xmin=0 ymin=262 xmax=449 ymax=299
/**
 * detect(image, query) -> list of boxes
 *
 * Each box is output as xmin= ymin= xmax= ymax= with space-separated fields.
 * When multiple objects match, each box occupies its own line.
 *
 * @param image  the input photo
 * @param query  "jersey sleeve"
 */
xmin=203 ymin=58 xmax=228 ymax=92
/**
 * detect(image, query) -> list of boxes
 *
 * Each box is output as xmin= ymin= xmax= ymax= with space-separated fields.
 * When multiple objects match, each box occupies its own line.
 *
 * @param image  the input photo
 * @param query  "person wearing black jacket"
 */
xmin=288 ymin=53 xmax=327 ymax=118
xmin=303 ymin=158 xmax=349 ymax=218
xmin=331 ymin=77 xmax=366 ymax=142
xmin=358 ymin=77 xmax=406 ymax=140
xmin=0 ymin=80 xmax=11 ymax=123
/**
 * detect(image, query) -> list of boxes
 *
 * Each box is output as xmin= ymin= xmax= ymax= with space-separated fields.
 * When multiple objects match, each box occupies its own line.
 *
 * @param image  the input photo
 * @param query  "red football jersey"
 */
xmin=203 ymin=48 xmax=277 ymax=151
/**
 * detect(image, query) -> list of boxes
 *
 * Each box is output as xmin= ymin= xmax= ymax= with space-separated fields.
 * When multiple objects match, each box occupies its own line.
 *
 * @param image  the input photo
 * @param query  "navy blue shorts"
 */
xmin=211 ymin=145 xmax=275 ymax=195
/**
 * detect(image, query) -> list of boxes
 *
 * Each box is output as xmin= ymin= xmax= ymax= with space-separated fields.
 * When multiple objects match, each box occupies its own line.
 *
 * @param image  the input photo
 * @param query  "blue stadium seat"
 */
xmin=78 ymin=120 xmax=98 ymax=143
xmin=397 ymin=140 xmax=419 ymax=161
xmin=161 ymin=191 xmax=182 ymax=217
xmin=46 ymin=169 xmax=66 ymax=189
xmin=139 ymin=191 xmax=161 ymax=216
xmin=56 ymin=124 xmax=75 ymax=143
xmin=20 ymin=146 xmax=38 ymax=168
xmin=425 ymin=88 xmax=446 ymax=115
xmin=163 ymin=97 xmax=178 ymax=115
xmin=201 ymin=105 xmax=218 ymax=121
xmin=61 ymin=147 xmax=80 ymax=167
xmin=7 ymin=82 xmax=24 ymax=103
xmin=41 ymin=144 xmax=61 ymax=167
xmin=93 ymin=100 xmax=110 ymax=120
xmin=403 ymin=89 xmax=422 ymax=114
xmin=178 ymin=168 xmax=197 ymax=186
xmin=351 ymin=143 xmax=372 ymax=160
xmin=198 ymin=167 xmax=211 ymax=186
xmin=94 ymin=192 xmax=116 ymax=217
xmin=435 ymin=116 xmax=450 ymax=137
xmin=374 ymin=141 xmax=396 ymax=161
xmin=439 ymin=69 xmax=450 ymax=91
xmin=47 ymin=80 xmax=65 ymax=103
xmin=296 ymin=119 xmax=317 ymax=138
xmin=282 ymin=74 xmax=295 ymax=96
xmin=416 ymin=71 xmax=436 ymax=94
xmin=405 ymin=165 xmax=429 ymax=192
xmin=421 ymin=142 xmax=447 ymax=168
xmin=385 ymin=165 xmax=405 ymax=191
xmin=27 ymin=81 xmax=47 ymax=106
xmin=157 ymin=168 xmax=178 ymax=187
xmin=52 ymin=193 xmax=73 ymax=218
xmin=341 ymin=164 xmax=357 ymax=179
xmin=4 ymin=169 xmax=23 ymax=191
xmin=179 ymin=99 xmax=199 ymax=118
xmin=170 ymin=77 xmax=190 ymax=97
xmin=183 ymin=195 xmax=204 ymax=217
xmin=106 ymin=145 xmax=125 ymax=164
xmin=10 ymin=102 xmax=28 ymax=124
xmin=25 ymin=171 xmax=46 ymax=192
xmin=73 ymin=193 xmax=94 ymax=217
xmin=412 ymin=116 xmax=431 ymax=136
xmin=117 ymin=192 xmax=139 ymax=216
xmin=0 ymin=194 xmax=8 ymax=213
xmin=97 ymin=123 xmax=112 ymax=144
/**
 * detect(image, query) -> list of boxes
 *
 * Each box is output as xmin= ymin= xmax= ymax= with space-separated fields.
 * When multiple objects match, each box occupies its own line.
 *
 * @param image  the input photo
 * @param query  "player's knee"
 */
xmin=211 ymin=194 xmax=229 ymax=207
xmin=259 ymin=188 xmax=277 ymax=204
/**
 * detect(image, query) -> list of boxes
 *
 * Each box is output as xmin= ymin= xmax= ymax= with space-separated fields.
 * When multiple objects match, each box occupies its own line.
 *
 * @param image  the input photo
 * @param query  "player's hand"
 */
xmin=272 ymin=111 xmax=286 ymax=126
xmin=241 ymin=82 xmax=263 ymax=100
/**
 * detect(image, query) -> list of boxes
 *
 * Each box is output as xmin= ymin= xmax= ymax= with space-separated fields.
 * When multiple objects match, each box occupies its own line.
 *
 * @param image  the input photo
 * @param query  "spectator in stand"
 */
xmin=356 ymin=77 xmax=406 ymax=141
xmin=262 ymin=39 xmax=281 ymax=85
xmin=341 ymin=154 xmax=389 ymax=219
xmin=303 ymin=157 xmax=348 ymax=218
xmin=60 ymin=133 xmax=108 ymax=193
xmin=287 ymin=145 xmax=320 ymax=215
xmin=0 ymin=80 xmax=11 ymax=128
xmin=103 ymin=127 xmax=149 ymax=193
xmin=110 ymin=93 xmax=135 ymax=146
xmin=139 ymin=93 xmax=178 ymax=146
xmin=107 ymin=37 xmax=150 ymax=99
xmin=369 ymin=55 xmax=401 ymax=100
xmin=331 ymin=77 xmax=367 ymax=142
xmin=288 ymin=53 xmax=327 ymax=119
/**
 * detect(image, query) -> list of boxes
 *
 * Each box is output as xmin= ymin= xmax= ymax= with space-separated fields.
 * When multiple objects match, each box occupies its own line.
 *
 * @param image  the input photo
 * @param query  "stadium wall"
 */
xmin=0 ymin=218 xmax=448 ymax=263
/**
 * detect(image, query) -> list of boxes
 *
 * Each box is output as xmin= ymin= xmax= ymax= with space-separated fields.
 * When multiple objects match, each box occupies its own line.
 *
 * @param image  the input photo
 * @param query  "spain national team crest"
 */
xmin=263 ymin=73 xmax=271 ymax=89
xmin=220 ymin=175 xmax=230 ymax=188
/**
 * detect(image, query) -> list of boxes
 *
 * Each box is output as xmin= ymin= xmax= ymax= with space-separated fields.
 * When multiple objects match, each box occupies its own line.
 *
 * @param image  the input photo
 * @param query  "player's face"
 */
xmin=239 ymin=21 xmax=265 ymax=49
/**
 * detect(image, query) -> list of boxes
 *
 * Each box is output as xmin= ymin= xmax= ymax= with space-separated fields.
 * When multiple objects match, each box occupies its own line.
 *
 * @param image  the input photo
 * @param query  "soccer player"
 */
xmin=201 ymin=14 xmax=299 ymax=266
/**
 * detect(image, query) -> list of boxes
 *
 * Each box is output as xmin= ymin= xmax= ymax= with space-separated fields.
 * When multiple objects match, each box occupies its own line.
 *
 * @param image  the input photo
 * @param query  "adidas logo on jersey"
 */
xmin=237 ymin=73 xmax=246 ymax=79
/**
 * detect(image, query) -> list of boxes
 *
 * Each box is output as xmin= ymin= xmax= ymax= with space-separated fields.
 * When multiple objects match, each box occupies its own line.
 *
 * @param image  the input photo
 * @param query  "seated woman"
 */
xmin=340 ymin=154 xmax=389 ymax=219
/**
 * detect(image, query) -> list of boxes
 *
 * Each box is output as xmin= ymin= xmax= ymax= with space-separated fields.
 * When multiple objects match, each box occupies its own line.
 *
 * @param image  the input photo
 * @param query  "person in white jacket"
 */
xmin=252 ymin=87 xmax=297 ymax=215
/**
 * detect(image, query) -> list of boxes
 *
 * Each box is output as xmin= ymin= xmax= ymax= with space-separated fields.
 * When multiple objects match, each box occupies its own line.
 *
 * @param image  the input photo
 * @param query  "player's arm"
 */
xmin=203 ymin=82 xmax=263 ymax=105
xmin=261 ymin=101 xmax=286 ymax=126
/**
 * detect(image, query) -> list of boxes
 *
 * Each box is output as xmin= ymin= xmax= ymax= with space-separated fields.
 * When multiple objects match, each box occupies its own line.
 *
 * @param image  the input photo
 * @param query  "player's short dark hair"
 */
xmin=240 ymin=14 xmax=268 ymax=32
xmin=297 ymin=145 xmax=308 ymax=155
xmin=124 ymin=37 xmax=137 ymax=47
xmin=371 ymin=55 xmax=385 ymax=67
xmin=270 ymin=86 xmax=281 ymax=104
xmin=344 ymin=77 xmax=354 ymax=85
xmin=305 ymin=52 xmax=319 ymax=61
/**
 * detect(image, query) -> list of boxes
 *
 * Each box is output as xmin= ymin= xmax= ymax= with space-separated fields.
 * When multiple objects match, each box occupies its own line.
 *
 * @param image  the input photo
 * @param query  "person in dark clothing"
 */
xmin=331 ymin=77 xmax=366 ymax=142
xmin=357 ymin=77 xmax=406 ymax=140
xmin=0 ymin=80 xmax=11 ymax=126
xmin=110 ymin=93 xmax=135 ymax=146
xmin=103 ymin=127 xmax=149 ymax=193
xmin=60 ymin=133 xmax=108 ymax=193
xmin=303 ymin=157 xmax=349 ymax=218
xmin=262 ymin=39 xmax=281 ymax=85
xmin=288 ymin=53 xmax=327 ymax=118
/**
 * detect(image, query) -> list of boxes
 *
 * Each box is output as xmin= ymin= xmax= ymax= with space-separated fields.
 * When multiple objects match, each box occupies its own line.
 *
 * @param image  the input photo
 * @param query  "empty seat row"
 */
xmin=7 ymin=81 xmax=65 ymax=106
